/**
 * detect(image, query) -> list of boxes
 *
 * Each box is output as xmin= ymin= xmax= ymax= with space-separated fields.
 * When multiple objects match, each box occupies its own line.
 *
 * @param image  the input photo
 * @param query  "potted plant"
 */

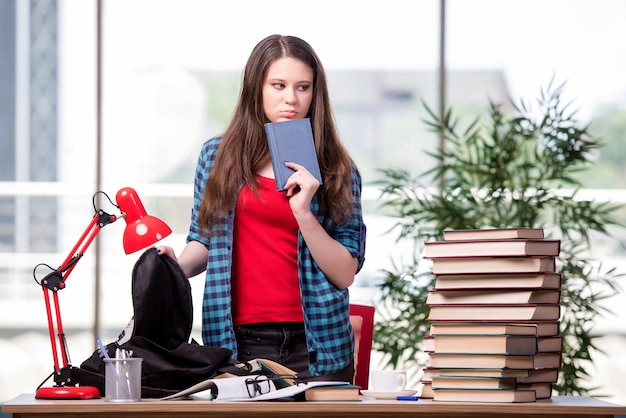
xmin=373 ymin=82 xmax=624 ymax=395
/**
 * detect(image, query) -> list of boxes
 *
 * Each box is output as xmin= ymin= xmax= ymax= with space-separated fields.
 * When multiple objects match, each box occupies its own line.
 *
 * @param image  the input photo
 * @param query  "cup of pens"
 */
xmin=104 ymin=357 xmax=142 ymax=402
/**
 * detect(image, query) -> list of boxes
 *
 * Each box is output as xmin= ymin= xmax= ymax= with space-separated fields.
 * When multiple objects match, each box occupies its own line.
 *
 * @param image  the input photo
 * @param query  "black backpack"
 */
xmin=75 ymin=247 xmax=232 ymax=397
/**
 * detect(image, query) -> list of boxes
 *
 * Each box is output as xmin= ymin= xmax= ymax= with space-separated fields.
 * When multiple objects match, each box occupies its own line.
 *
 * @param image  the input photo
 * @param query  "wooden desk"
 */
xmin=3 ymin=393 xmax=626 ymax=418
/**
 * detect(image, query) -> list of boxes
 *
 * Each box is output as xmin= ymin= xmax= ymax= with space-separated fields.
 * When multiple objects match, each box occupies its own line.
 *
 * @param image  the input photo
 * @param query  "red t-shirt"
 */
xmin=231 ymin=175 xmax=304 ymax=325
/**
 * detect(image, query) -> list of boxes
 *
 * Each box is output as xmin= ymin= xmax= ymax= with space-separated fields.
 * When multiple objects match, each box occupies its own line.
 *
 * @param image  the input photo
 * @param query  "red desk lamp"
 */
xmin=33 ymin=187 xmax=172 ymax=399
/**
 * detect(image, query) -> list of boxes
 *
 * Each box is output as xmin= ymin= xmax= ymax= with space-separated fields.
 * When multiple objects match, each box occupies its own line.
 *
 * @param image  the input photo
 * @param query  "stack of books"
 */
xmin=419 ymin=228 xmax=562 ymax=403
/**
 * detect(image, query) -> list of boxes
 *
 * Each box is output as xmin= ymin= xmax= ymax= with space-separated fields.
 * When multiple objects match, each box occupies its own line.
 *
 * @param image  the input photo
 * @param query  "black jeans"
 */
xmin=235 ymin=322 xmax=354 ymax=383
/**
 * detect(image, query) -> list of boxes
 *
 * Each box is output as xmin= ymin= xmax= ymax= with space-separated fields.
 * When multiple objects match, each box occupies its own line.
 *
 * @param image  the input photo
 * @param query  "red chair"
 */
xmin=349 ymin=304 xmax=375 ymax=389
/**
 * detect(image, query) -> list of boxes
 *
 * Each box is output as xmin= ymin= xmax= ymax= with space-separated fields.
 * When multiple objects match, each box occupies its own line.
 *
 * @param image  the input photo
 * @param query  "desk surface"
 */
xmin=4 ymin=393 xmax=626 ymax=418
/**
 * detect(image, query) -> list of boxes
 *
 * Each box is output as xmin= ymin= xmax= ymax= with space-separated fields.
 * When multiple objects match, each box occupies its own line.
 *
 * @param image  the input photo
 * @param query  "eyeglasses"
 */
xmin=244 ymin=374 xmax=299 ymax=398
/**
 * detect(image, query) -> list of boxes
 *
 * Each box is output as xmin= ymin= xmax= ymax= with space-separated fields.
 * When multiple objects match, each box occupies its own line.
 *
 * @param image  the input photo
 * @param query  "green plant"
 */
xmin=373 ymin=82 xmax=624 ymax=395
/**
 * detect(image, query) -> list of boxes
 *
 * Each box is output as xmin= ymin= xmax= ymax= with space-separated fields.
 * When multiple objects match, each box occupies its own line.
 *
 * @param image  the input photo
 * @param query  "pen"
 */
xmin=97 ymin=337 xmax=130 ymax=398
xmin=397 ymin=395 xmax=419 ymax=401
xmin=96 ymin=337 xmax=111 ymax=360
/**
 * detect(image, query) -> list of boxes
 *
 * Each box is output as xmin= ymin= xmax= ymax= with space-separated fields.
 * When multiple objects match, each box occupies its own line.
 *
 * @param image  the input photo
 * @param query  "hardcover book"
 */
xmin=303 ymin=384 xmax=361 ymax=401
xmin=264 ymin=118 xmax=322 ymax=192
xmin=422 ymin=367 xmax=530 ymax=380
xmin=427 ymin=304 xmax=560 ymax=322
xmin=427 ymin=352 xmax=561 ymax=370
xmin=530 ymin=352 xmax=563 ymax=369
xmin=516 ymin=368 xmax=559 ymax=384
xmin=426 ymin=334 xmax=538 ymax=355
xmin=426 ymin=289 xmax=561 ymax=305
xmin=430 ymin=256 xmax=556 ymax=275
xmin=443 ymin=228 xmax=544 ymax=241
xmin=424 ymin=239 xmax=560 ymax=258
xmin=428 ymin=322 xmax=560 ymax=337
xmin=433 ymin=272 xmax=561 ymax=290
xmin=537 ymin=336 xmax=563 ymax=352
xmin=431 ymin=376 xmax=517 ymax=389
xmin=432 ymin=388 xmax=536 ymax=403
xmin=517 ymin=382 xmax=553 ymax=399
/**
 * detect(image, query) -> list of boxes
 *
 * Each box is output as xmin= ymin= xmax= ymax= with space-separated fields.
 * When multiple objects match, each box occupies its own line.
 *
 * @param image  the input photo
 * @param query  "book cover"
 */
xmin=303 ymin=384 xmax=361 ymax=401
xmin=426 ymin=289 xmax=561 ymax=305
xmin=443 ymin=228 xmax=544 ymax=241
xmin=531 ymin=352 xmax=562 ymax=369
xmin=426 ymin=334 xmax=538 ymax=355
xmin=264 ymin=118 xmax=322 ymax=192
xmin=517 ymin=382 xmax=553 ymax=399
xmin=428 ymin=322 xmax=560 ymax=337
xmin=433 ymin=272 xmax=561 ymax=290
xmin=424 ymin=239 xmax=560 ymax=258
xmin=431 ymin=256 xmax=556 ymax=275
xmin=433 ymin=388 xmax=536 ymax=403
xmin=431 ymin=376 xmax=517 ymax=390
xmin=516 ymin=368 xmax=559 ymax=384
xmin=537 ymin=336 xmax=563 ymax=352
xmin=427 ymin=304 xmax=560 ymax=322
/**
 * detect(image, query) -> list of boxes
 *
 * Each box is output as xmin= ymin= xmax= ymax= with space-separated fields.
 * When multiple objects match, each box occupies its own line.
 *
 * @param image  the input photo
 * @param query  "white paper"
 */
xmin=160 ymin=376 xmax=350 ymax=402
xmin=214 ymin=381 xmax=350 ymax=402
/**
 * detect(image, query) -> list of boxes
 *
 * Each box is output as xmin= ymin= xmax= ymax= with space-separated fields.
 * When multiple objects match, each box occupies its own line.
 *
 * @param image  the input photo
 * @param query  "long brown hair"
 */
xmin=199 ymin=34 xmax=355 ymax=232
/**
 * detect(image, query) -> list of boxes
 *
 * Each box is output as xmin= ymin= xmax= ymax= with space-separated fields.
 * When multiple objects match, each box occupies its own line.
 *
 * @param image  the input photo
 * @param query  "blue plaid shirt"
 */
xmin=186 ymin=136 xmax=366 ymax=376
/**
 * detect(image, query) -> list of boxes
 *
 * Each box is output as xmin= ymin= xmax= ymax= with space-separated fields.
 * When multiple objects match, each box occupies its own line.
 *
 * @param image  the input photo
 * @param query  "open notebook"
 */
xmin=159 ymin=358 xmax=356 ymax=401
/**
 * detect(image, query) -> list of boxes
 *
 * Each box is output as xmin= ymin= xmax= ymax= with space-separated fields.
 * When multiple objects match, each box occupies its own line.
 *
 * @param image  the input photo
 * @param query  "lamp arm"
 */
xmin=33 ymin=187 xmax=171 ymax=399
xmin=35 ymin=209 xmax=118 ymax=387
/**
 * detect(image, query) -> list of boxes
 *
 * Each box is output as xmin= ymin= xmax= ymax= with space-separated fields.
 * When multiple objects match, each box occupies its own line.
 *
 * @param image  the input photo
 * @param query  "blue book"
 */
xmin=265 ymin=118 xmax=323 ymax=192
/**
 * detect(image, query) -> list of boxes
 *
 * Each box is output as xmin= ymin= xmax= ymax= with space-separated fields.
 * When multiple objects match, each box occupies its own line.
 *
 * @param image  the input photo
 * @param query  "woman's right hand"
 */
xmin=156 ymin=245 xmax=177 ymax=262
xmin=155 ymin=241 xmax=209 ymax=279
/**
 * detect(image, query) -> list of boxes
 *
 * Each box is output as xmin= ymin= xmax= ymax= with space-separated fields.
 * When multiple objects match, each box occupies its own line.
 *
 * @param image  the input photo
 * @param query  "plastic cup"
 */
xmin=104 ymin=357 xmax=142 ymax=402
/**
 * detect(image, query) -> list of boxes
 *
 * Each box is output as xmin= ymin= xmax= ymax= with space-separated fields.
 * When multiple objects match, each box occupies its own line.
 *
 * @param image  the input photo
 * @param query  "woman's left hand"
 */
xmin=283 ymin=161 xmax=320 ymax=215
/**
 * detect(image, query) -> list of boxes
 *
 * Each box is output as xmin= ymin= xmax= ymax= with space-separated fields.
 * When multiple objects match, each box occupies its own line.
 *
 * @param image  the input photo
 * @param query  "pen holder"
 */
xmin=104 ymin=357 xmax=143 ymax=402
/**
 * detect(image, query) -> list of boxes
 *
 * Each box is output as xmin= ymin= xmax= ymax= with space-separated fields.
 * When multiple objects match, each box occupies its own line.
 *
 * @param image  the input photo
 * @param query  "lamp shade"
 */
xmin=116 ymin=187 xmax=172 ymax=254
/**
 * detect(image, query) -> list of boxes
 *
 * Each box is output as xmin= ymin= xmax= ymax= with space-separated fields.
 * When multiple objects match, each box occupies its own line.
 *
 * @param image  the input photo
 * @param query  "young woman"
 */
xmin=158 ymin=34 xmax=366 ymax=382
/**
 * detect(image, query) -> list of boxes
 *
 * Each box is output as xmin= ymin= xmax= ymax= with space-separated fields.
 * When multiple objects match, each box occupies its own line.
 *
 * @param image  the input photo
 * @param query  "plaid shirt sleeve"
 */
xmin=186 ymin=137 xmax=238 ymax=355
xmin=300 ymin=161 xmax=367 ymax=375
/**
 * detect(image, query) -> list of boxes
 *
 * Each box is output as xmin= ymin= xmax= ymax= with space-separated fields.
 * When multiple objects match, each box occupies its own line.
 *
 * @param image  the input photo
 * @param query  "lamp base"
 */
xmin=36 ymin=385 xmax=101 ymax=400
